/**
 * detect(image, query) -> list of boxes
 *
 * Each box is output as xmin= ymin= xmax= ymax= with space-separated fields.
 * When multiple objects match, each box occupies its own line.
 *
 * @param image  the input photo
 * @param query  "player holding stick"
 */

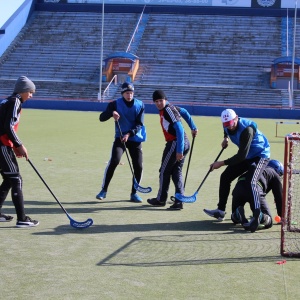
xmin=204 ymin=109 xmax=270 ymax=232
xmin=0 ymin=76 xmax=39 ymax=227
xmin=147 ymin=90 xmax=198 ymax=210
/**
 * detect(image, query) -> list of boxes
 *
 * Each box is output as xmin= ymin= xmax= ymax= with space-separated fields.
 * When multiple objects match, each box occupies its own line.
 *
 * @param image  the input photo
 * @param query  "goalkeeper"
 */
xmin=231 ymin=159 xmax=283 ymax=232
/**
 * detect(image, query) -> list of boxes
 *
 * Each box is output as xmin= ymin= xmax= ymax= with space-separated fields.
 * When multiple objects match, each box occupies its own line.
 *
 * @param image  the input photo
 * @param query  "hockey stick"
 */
xmin=184 ymin=135 xmax=195 ymax=188
xmin=170 ymin=135 xmax=195 ymax=202
xmin=116 ymin=120 xmax=152 ymax=193
xmin=28 ymin=159 xmax=93 ymax=229
xmin=175 ymin=147 xmax=225 ymax=203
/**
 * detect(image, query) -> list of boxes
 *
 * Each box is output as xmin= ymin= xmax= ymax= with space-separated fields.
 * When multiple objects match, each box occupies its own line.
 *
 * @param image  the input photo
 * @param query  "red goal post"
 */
xmin=281 ymin=132 xmax=300 ymax=257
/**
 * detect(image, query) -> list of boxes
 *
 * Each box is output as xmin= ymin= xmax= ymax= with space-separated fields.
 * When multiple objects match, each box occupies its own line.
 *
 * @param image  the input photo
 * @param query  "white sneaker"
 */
xmin=203 ymin=208 xmax=226 ymax=221
xmin=16 ymin=216 xmax=39 ymax=228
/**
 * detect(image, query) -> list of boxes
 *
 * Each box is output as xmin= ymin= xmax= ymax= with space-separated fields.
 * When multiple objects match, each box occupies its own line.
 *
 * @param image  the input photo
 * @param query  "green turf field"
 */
xmin=1 ymin=109 xmax=299 ymax=300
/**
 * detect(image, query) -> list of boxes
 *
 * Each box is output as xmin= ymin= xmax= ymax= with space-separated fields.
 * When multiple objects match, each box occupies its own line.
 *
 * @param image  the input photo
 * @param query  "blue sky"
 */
xmin=0 ymin=0 xmax=25 ymax=27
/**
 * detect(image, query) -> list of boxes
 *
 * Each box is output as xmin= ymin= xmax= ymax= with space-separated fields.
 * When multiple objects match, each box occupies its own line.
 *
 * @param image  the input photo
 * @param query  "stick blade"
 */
xmin=175 ymin=192 xmax=198 ymax=203
xmin=70 ymin=218 xmax=93 ymax=229
xmin=134 ymin=181 xmax=152 ymax=193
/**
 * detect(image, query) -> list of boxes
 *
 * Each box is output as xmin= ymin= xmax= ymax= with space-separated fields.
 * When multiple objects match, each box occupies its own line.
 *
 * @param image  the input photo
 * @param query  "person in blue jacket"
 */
xmin=204 ymin=109 xmax=270 ymax=232
xmin=96 ymin=82 xmax=146 ymax=203
xmin=147 ymin=90 xmax=198 ymax=210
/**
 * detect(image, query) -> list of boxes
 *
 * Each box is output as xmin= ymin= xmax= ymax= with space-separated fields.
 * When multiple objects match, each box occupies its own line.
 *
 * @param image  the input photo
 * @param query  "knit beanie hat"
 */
xmin=14 ymin=76 xmax=36 ymax=94
xmin=121 ymin=82 xmax=134 ymax=94
xmin=152 ymin=90 xmax=166 ymax=101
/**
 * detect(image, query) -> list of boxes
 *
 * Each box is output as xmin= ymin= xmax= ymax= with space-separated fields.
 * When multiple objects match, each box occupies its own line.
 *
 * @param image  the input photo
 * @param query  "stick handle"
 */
xmin=115 ymin=120 xmax=135 ymax=176
xmin=196 ymin=147 xmax=225 ymax=193
xmin=184 ymin=136 xmax=195 ymax=188
xmin=28 ymin=159 xmax=68 ymax=215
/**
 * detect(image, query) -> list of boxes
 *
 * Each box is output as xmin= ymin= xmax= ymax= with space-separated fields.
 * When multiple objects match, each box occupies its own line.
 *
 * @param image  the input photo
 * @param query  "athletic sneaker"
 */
xmin=203 ymin=208 xmax=226 ymax=221
xmin=248 ymin=208 xmax=261 ymax=233
xmin=236 ymin=206 xmax=249 ymax=225
xmin=0 ymin=213 xmax=13 ymax=222
xmin=147 ymin=198 xmax=166 ymax=207
xmin=130 ymin=193 xmax=142 ymax=203
xmin=261 ymin=214 xmax=273 ymax=229
xmin=231 ymin=212 xmax=240 ymax=224
xmin=96 ymin=189 xmax=107 ymax=200
xmin=16 ymin=216 xmax=39 ymax=228
xmin=168 ymin=201 xmax=183 ymax=210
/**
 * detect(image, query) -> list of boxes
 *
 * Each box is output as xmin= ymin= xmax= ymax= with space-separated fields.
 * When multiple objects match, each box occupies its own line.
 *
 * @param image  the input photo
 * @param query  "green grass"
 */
xmin=0 ymin=109 xmax=299 ymax=300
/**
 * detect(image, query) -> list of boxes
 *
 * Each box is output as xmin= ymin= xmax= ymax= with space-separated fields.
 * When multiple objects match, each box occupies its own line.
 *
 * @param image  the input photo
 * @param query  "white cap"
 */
xmin=221 ymin=109 xmax=237 ymax=128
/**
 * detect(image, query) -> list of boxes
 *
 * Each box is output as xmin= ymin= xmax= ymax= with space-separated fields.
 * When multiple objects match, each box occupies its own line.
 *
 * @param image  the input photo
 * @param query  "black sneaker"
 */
xmin=147 ymin=198 xmax=166 ymax=207
xmin=16 ymin=216 xmax=39 ymax=228
xmin=168 ymin=201 xmax=183 ymax=210
xmin=261 ymin=214 xmax=273 ymax=229
xmin=0 ymin=213 xmax=13 ymax=222
xmin=237 ymin=206 xmax=249 ymax=225
xmin=203 ymin=208 xmax=226 ymax=221
xmin=247 ymin=208 xmax=261 ymax=233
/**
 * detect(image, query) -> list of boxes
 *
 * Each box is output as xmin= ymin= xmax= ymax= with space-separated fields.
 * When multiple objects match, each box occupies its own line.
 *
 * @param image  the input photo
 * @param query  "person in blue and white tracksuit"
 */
xmin=96 ymin=82 xmax=147 ymax=203
xmin=203 ymin=109 xmax=270 ymax=232
xmin=147 ymin=90 xmax=198 ymax=210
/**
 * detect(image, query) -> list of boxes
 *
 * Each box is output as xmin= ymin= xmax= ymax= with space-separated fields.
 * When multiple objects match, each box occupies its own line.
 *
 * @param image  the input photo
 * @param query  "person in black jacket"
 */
xmin=231 ymin=159 xmax=283 ymax=231
xmin=203 ymin=109 xmax=270 ymax=233
xmin=0 ymin=76 xmax=39 ymax=227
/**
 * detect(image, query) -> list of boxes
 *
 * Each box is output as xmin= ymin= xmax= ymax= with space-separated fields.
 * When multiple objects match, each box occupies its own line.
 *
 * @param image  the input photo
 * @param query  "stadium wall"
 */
xmin=22 ymin=99 xmax=300 ymax=119
xmin=35 ymin=1 xmax=298 ymax=17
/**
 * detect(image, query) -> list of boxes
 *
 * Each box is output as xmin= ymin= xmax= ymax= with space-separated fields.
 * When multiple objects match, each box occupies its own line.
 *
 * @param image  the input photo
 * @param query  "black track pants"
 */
xmin=101 ymin=138 xmax=143 ymax=195
xmin=0 ymin=145 xmax=26 ymax=221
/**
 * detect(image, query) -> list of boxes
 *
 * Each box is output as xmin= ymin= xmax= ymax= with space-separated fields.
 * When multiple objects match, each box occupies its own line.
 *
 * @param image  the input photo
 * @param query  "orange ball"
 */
xmin=275 ymin=215 xmax=281 ymax=223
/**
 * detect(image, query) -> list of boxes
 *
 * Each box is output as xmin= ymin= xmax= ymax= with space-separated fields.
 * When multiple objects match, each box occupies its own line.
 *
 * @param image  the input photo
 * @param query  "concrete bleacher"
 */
xmin=0 ymin=10 xmax=139 ymax=99
xmin=0 ymin=9 xmax=300 ymax=108
xmin=135 ymin=14 xmax=284 ymax=106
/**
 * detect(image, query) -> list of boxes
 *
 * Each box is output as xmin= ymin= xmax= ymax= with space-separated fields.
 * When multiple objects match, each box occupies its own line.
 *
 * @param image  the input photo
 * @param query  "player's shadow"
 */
xmin=31 ymin=219 xmax=261 ymax=236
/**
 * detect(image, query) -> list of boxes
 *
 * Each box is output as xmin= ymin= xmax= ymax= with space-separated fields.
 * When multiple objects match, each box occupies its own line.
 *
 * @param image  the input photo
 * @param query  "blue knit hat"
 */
xmin=121 ymin=82 xmax=134 ymax=94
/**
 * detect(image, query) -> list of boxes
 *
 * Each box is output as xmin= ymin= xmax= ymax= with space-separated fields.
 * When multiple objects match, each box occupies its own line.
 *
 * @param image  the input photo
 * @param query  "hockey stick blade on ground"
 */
xmin=116 ymin=120 xmax=152 ymax=193
xmin=28 ymin=159 xmax=93 ymax=229
xmin=175 ymin=148 xmax=225 ymax=203
xmin=170 ymin=135 xmax=195 ymax=203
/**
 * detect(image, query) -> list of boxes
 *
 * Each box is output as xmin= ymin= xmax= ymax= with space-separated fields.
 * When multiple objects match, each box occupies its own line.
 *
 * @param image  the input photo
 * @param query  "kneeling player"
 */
xmin=231 ymin=159 xmax=283 ymax=232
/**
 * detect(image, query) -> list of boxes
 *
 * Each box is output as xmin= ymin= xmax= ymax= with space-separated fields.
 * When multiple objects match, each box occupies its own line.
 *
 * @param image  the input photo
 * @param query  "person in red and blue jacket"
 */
xmin=147 ymin=90 xmax=198 ymax=210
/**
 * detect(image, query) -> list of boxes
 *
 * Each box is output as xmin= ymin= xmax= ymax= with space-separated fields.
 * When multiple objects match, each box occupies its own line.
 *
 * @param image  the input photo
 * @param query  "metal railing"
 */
xmin=101 ymin=74 xmax=118 ymax=102
xmin=126 ymin=5 xmax=146 ymax=53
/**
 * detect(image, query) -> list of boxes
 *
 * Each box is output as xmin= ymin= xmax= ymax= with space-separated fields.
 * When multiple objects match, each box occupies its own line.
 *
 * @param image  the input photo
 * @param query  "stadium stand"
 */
xmin=0 ymin=3 xmax=300 ymax=109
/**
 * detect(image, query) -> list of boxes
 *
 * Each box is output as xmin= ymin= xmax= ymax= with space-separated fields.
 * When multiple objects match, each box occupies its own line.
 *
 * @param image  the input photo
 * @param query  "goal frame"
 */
xmin=281 ymin=132 xmax=300 ymax=257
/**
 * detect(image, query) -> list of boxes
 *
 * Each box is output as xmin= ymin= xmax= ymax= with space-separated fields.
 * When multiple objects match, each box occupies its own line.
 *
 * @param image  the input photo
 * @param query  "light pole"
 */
xmin=98 ymin=0 xmax=104 ymax=101
xmin=290 ymin=0 xmax=297 ymax=108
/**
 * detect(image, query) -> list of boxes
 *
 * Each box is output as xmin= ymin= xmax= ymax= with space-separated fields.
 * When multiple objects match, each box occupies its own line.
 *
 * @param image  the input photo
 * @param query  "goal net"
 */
xmin=281 ymin=132 xmax=300 ymax=257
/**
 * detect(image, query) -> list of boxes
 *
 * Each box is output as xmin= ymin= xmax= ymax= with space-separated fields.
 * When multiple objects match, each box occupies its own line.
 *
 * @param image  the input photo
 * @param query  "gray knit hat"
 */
xmin=14 ymin=76 xmax=36 ymax=94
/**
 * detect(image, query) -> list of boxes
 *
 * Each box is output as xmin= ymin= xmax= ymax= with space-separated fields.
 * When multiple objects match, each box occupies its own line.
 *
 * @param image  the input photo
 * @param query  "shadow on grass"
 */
xmin=1 ymin=199 xmax=209 ymax=215
xmin=30 ymin=219 xmax=279 ymax=236
xmin=95 ymin=232 xmax=287 ymax=267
